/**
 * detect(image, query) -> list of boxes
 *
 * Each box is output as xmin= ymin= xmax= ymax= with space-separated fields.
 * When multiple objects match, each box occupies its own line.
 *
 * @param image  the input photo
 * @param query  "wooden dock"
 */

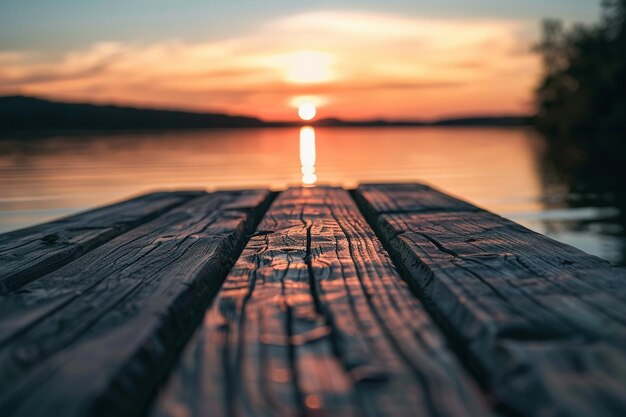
xmin=0 ymin=184 xmax=625 ymax=417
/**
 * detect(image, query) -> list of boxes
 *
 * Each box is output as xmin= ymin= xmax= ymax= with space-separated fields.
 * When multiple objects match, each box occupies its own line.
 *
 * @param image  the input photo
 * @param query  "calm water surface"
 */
xmin=0 ymin=127 xmax=623 ymax=264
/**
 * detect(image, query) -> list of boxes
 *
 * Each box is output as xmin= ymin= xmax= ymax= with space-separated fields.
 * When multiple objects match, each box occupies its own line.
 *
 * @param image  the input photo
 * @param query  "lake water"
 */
xmin=1 ymin=127 xmax=624 ymax=264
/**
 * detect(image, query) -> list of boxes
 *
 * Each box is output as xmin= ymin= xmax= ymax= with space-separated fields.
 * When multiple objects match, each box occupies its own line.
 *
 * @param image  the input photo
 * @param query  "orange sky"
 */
xmin=0 ymin=11 xmax=541 ymax=120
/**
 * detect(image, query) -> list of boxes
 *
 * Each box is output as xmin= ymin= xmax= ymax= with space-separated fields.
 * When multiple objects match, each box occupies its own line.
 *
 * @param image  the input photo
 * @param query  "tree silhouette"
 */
xmin=535 ymin=1 xmax=626 ymax=256
xmin=535 ymin=0 xmax=626 ymax=142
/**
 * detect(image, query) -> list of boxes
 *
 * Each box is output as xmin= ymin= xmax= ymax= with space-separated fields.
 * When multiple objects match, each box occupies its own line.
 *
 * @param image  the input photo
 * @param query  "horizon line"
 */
xmin=0 ymin=93 xmax=535 ymax=126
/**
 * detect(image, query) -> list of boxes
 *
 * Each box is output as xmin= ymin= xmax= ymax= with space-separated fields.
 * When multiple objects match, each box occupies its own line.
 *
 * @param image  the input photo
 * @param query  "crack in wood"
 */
xmin=0 ymin=192 xmax=204 ymax=293
xmin=154 ymin=187 xmax=488 ymax=417
xmin=0 ymin=190 xmax=274 ymax=417
xmin=354 ymin=183 xmax=626 ymax=417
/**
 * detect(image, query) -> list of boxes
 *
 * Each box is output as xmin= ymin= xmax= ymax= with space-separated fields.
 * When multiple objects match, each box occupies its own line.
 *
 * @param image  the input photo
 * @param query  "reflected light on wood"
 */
xmin=300 ymin=127 xmax=317 ymax=186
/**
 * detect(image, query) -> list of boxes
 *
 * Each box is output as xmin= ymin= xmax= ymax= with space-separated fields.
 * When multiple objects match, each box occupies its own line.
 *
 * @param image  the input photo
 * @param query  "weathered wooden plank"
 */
xmin=356 ymin=183 xmax=480 ymax=214
xmin=0 ymin=191 xmax=203 ymax=293
xmin=0 ymin=189 xmax=272 ymax=417
xmin=355 ymin=183 xmax=626 ymax=417
xmin=153 ymin=187 xmax=490 ymax=417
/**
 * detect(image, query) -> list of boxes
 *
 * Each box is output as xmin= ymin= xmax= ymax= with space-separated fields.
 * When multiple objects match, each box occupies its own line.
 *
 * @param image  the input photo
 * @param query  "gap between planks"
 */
xmin=0 ymin=191 xmax=204 ymax=293
xmin=0 ymin=190 xmax=274 ymax=417
xmin=153 ymin=187 xmax=490 ymax=417
xmin=353 ymin=183 xmax=626 ymax=417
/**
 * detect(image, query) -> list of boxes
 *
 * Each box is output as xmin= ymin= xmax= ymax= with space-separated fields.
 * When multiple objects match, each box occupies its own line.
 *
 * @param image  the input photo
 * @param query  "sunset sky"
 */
xmin=0 ymin=1 xmax=599 ymax=120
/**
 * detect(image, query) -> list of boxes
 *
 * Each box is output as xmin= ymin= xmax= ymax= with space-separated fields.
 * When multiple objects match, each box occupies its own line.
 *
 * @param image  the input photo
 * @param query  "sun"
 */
xmin=298 ymin=103 xmax=317 ymax=121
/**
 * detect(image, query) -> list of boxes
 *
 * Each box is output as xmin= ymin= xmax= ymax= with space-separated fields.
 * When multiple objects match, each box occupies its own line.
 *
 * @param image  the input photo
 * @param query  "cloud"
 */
xmin=0 ymin=60 xmax=115 ymax=86
xmin=0 ymin=42 xmax=126 ymax=86
xmin=0 ymin=11 xmax=539 ymax=119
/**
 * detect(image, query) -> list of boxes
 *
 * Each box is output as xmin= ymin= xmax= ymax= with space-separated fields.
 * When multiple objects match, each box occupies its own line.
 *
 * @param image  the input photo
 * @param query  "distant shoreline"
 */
xmin=0 ymin=95 xmax=533 ymax=131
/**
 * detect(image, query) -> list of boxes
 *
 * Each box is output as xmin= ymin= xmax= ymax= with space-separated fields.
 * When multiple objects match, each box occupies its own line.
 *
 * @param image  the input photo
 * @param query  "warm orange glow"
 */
xmin=298 ymin=103 xmax=317 ymax=121
xmin=305 ymin=395 xmax=322 ymax=410
xmin=299 ymin=127 xmax=317 ymax=185
xmin=0 ymin=12 xmax=540 ymax=119
xmin=0 ymin=127 xmax=547 ymax=231
xmin=281 ymin=50 xmax=334 ymax=84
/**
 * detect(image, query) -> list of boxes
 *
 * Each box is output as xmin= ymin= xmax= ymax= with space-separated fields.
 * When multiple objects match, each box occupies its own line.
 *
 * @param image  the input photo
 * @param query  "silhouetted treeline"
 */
xmin=0 ymin=95 xmax=531 ymax=132
xmin=312 ymin=116 xmax=530 ymax=127
xmin=536 ymin=0 xmax=626 ymax=139
xmin=535 ymin=1 xmax=626 ymax=256
xmin=0 ymin=96 xmax=267 ymax=130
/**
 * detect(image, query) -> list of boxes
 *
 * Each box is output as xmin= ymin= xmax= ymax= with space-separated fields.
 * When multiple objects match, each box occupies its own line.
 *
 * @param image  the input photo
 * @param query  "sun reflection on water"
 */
xmin=299 ymin=126 xmax=317 ymax=186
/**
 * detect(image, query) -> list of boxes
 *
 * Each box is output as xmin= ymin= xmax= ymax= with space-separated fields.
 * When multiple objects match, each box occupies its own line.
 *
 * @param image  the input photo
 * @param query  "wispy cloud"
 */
xmin=0 ymin=11 xmax=539 ymax=119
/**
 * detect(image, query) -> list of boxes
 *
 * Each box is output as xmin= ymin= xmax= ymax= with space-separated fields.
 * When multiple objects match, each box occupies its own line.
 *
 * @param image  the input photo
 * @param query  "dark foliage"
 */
xmin=0 ymin=95 xmax=531 ymax=132
xmin=0 ymin=95 xmax=267 ymax=130
xmin=535 ymin=0 xmax=626 ymax=140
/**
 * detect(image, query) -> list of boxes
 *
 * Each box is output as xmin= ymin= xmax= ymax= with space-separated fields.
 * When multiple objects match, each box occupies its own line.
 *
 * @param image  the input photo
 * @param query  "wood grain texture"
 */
xmin=355 ymin=183 xmax=626 ymax=417
xmin=0 ymin=191 xmax=203 ymax=293
xmin=153 ymin=187 xmax=490 ymax=417
xmin=0 ymin=190 xmax=271 ymax=417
